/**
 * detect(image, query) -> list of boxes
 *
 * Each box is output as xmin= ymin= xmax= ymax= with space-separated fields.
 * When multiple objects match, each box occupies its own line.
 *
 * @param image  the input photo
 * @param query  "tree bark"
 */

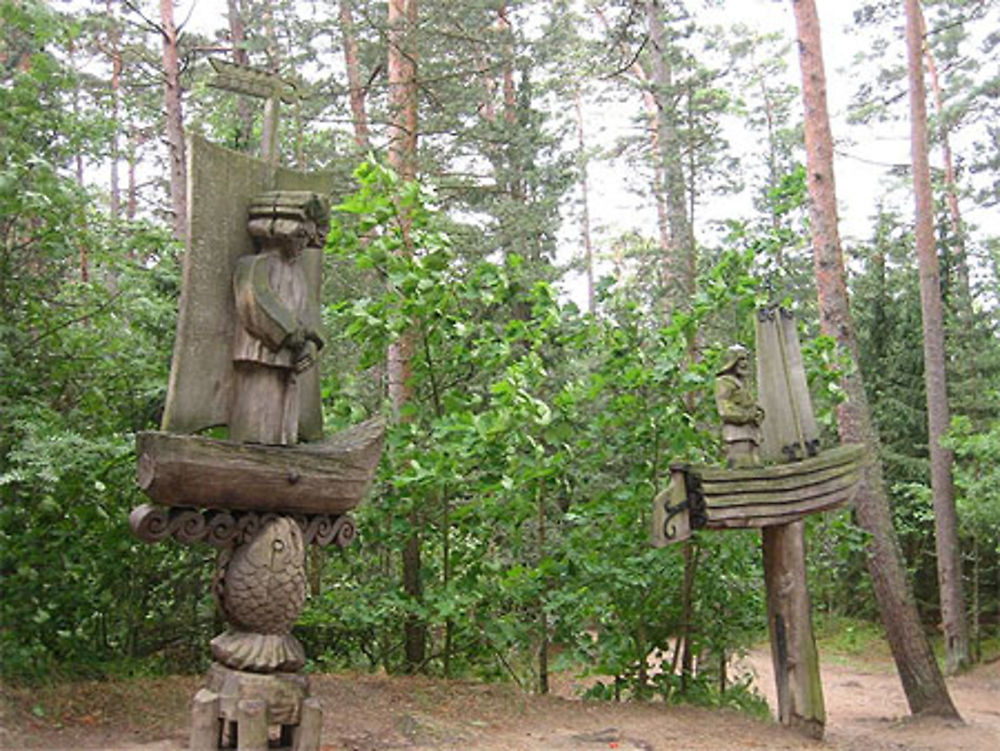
xmin=905 ymin=0 xmax=970 ymax=676
xmin=645 ymin=0 xmax=694 ymax=308
xmin=159 ymin=0 xmax=186 ymax=239
xmin=340 ymin=0 xmax=371 ymax=151
xmin=791 ymin=0 xmax=959 ymax=718
xmin=107 ymin=0 xmax=121 ymax=222
xmin=387 ymin=0 xmax=424 ymax=673
xmin=917 ymin=6 xmax=971 ymax=306
xmin=126 ymin=124 xmax=139 ymax=224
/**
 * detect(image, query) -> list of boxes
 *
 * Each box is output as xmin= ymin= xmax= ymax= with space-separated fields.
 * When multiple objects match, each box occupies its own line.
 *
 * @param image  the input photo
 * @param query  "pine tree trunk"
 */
xmin=387 ymin=0 xmax=424 ymax=674
xmin=340 ymin=0 xmax=371 ymax=151
xmin=591 ymin=8 xmax=671 ymax=293
xmin=905 ymin=0 xmax=970 ymax=676
xmin=107 ymin=0 xmax=121 ymax=222
xmin=159 ymin=0 xmax=186 ymax=239
xmin=126 ymin=124 xmax=138 ymax=224
xmin=646 ymin=0 xmax=694 ymax=307
xmin=790 ymin=0 xmax=959 ymax=718
xmin=917 ymin=6 xmax=971 ymax=306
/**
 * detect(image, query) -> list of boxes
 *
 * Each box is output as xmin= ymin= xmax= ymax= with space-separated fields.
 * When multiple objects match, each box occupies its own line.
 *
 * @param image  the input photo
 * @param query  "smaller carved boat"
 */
xmin=653 ymin=443 xmax=865 ymax=545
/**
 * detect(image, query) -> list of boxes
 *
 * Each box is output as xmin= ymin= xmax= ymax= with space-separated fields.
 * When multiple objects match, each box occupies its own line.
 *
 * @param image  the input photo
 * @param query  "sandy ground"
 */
xmin=2 ymin=647 xmax=998 ymax=750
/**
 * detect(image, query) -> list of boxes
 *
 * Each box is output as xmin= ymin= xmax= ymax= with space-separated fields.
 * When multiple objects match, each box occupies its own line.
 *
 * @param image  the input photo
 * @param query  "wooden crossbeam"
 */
xmin=207 ymin=58 xmax=300 ymax=102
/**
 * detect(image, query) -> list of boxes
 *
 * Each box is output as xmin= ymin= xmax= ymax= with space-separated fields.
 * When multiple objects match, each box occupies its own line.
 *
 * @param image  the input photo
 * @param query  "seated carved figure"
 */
xmin=715 ymin=344 xmax=765 ymax=467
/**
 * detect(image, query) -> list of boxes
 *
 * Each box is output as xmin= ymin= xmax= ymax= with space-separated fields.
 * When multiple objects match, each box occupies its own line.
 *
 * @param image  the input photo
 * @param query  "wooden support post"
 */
xmin=236 ymin=699 xmax=268 ymax=751
xmin=190 ymin=689 xmax=222 ymax=751
xmin=292 ymin=697 xmax=323 ymax=751
xmin=261 ymin=97 xmax=280 ymax=167
xmin=762 ymin=520 xmax=825 ymax=739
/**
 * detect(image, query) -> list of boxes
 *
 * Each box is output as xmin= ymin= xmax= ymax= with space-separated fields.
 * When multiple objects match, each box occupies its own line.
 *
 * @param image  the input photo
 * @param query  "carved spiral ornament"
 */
xmin=129 ymin=503 xmax=356 ymax=548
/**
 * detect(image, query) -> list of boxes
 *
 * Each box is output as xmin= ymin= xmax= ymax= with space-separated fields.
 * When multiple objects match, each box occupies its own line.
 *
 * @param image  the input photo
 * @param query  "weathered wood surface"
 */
xmin=137 ymin=418 xmax=384 ymax=515
xmin=237 ymin=699 xmax=268 ymax=751
xmin=763 ymin=521 xmax=825 ymax=738
xmin=756 ymin=306 xmax=819 ymax=461
xmin=706 ymin=472 xmax=859 ymax=518
xmin=161 ymin=135 xmax=335 ymax=438
xmin=755 ymin=307 xmax=826 ymax=739
xmin=275 ymin=168 xmax=339 ymax=443
xmin=292 ymin=697 xmax=323 ymax=751
xmin=652 ymin=444 xmax=864 ymax=544
xmin=693 ymin=443 xmax=861 ymax=482
xmin=189 ymin=689 xmax=221 ymax=751
xmin=208 ymin=58 xmax=300 ymax=103
xmin=651 ymin=468 xmax=693 ymax=546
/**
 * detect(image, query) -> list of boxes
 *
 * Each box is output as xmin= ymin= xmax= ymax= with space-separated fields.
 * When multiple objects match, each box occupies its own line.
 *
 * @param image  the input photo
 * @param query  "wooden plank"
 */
xmin=161 ymin=135 xmax=274 ymax=434
xmin=236 ymin=699 xmax=268 ymax=751
xmin=705 ymin=476 xmax=858 ymax=525
xmin=136 ymin=419 xmax=384 ymax=515
xmin=703 ymin=470 xmax=859 ymax=508
xmin=652 ymin=469 xmax=692 ymax=547
xmin=756 ymin=307 xmax=798 ymax=461
xmin=700 ymin=461 xmax=858 ymax=496
xmin=779 ymin=310 xmax=820 ymax=448
xmin=693 ymin=444 xmax=864 ymax=483
xmin=755 ymin=307 xmax=821 ymax=463
xmin=208 ymin=58 xmax=299 ymax=102
xmin=705 ymin=498 xmax=854 ymax=529
xmin=292 ymin=697 xmax=323 ymax=751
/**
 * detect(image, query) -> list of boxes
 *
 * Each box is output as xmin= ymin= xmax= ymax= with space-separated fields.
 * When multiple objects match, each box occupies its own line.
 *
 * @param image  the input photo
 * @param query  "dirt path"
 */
xmin=3 ymin=648 xmax=998 ymax=750
xmin=740 ymin=649 xmax=1000 ymax=751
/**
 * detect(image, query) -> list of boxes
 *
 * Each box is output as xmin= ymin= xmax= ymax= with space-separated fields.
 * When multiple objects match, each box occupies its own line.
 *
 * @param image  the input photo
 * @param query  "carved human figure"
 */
xmin=715 ymin=344 xmax=765 ymax=467
xmin=230 ymin=191 xmax=328 ymax=445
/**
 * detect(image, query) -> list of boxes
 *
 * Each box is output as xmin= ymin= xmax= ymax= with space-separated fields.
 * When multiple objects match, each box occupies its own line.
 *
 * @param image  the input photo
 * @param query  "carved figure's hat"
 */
xmin=718 ymin=343 xmax=749 ymax=376
xmin=248 ymin=191 xmax=330 ymax=246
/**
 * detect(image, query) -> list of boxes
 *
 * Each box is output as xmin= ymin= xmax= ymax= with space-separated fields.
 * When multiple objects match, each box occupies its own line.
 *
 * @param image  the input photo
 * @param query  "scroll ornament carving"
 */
xmin=129 ymin=503 xmax=356 ymax=548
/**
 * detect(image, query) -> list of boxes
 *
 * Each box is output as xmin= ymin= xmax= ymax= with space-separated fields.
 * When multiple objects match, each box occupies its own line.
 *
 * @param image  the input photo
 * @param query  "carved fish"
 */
xmin=219 ymin=516 xmax=306 ymax=635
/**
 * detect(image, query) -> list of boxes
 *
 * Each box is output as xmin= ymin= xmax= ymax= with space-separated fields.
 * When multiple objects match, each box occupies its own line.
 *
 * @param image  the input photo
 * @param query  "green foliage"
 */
xmin=295 ymin=160 xmax=770 ymax=704
xmin=946 ymin=416 xmax=1000 ymax=550
xmin=814 ymin=613 xmax=890 ymax=660
xmin=7 ymin=0 xmax=998 ymax=702
xmin=0 ymin=2 xmax=210 ymax=681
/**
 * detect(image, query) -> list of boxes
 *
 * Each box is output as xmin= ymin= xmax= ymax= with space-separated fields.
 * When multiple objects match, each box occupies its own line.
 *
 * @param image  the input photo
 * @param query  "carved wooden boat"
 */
xmin=653 ymin=443 xmax=865 ymax=545
xmin=136 ymin=417 xmax=384 ymax=516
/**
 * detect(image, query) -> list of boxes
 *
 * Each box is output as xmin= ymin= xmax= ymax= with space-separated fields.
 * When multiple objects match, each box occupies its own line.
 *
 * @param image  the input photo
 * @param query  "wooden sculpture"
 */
xmin=653 ymin=306 xmax=864 ymax=739
xmin=130 ymin=132 xmax=383 ymax=751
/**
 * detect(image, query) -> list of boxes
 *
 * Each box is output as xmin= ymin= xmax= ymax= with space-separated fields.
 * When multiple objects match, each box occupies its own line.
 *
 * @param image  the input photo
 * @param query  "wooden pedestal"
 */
xmin=190 ymin=664 xmax=322 ymax=751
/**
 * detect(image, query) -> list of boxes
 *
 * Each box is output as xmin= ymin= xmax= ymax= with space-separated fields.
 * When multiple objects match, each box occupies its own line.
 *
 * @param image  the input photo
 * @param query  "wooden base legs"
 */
xmin=762 ymin=520 xmax=825 ymax=739
xmin=188 ymin=665 xmax=323 ymax=750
